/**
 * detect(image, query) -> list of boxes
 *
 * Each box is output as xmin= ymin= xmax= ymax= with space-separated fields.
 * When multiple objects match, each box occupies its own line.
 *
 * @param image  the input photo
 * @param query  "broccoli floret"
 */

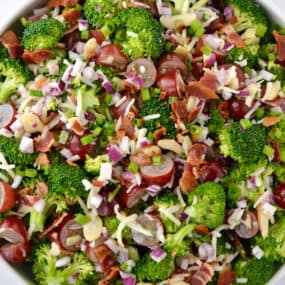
xmin=140 ymin=96 xmax=177 ymax=139
xmin=186 ymin=182 xmax=226 ymax=229
xmin=33 ymin=243 xmax=96 ymax=285
xmin=268 ymin=114 xmax=285 ymax=143
xmin=83 ymin=0 xmax=119 ymax=31
xmin=207 ymin=101 xmax=226 ymax=135
xmin=103 ymin=216 xmax=132 ymax=243
xmin=261 ymin=24 xmax=285 ymax=44
xmin=272 ymin=163 xmax=285 ymax=183
xmin=253 ymin=216 xmax=285 ymax=262
xmin=229 ymin=0 xmax=268 ymax=38
xmin=115 ymin=8 xmax=165 ymax=59
xmin=133 ymin=252 xmax=175 ymax=282
xmin=84 ymin=154 xmax=109 ymax=175
xmin=29 ymin=196 xmax=68 ymax=235
xmin=0 ymin=136 xmax=36 ymax=167
xmin=164 ymin=223 xmax=196 ymax=256
xmin=225 ymin=45 xmax=259 ymax=69
xmin=233 ymin=257 xmax=275 ymax=285
xmin=46 ymin=157 xmax=89 ymax=200
xmin=154 ymin=192 xmax=181 ymax=234
xmin=21 ymin=18 xmax=64 ymax=51
xmin=0 ymin=46 xmax=32 ymax=103
xmin=219 ymin=122 xmax=266 ymax=164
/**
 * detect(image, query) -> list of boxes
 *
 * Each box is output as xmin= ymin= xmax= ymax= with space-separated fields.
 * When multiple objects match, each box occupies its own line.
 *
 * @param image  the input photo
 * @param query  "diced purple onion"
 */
xmin=106 ymin=144 xmax=123 ymax=163
xmin=150 ymin=247 xmax=167 ymax=263
xmin=85 ymin=111 xmax=96 ymax=122
xmin=58 ymin=80 xmax=65 ymax=91
xmin=237 ymin=90 xmax=250 ymax=97
xmin=74 ymin=42 xmax=86 ymax=54
xmin=224 ymin=6 xmax=233 ymax=21
xmin=102 ymin=80 xmax=115 ymax=94
xmin=122 ymin=172 xmax=136 ymax=182
xmin=223 ymin=42 xmax=234 ymax=51
xmin=78 ymin=19 xmax=89 ymax=31
xmin=198 ymin=243 xmax=215 ymax=262
xmin=118 ymin=248 xmax=129 ymax=264
xmin=66 ymin=83 xmax=73 ymax=90
xmin=140 ymin=140 xmax=149 ymax=148
xmin=205 ymin=53 xmax=216 ymax=66
xmin=178 ymin=212 xmax=188 ymax=221
xmin=125 ymin=74 xmax=144 ymax=89
xmin=95 ymin=5 xmax=101 ymax=11
xmin=146 ymin=185 xmax=161 ymax=195
xmin=122 ymin=277 xmax=136 ymax=285
xmin=156 ymin=0 xmax=172 ymax=16
xmin=61 ymin=66 xmax=73 ymax=83
xmin=104 ymin=239 xmax=119 ymax=254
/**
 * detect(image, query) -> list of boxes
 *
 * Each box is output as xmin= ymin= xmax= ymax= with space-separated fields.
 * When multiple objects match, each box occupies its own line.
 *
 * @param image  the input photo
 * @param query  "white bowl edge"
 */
xmin=0 ymin=0 xmax=284 ymax=284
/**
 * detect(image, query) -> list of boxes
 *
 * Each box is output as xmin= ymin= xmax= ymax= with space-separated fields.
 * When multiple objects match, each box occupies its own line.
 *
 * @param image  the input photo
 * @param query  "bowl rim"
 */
xmin=0 ymin=0 xmax=285 ymax=284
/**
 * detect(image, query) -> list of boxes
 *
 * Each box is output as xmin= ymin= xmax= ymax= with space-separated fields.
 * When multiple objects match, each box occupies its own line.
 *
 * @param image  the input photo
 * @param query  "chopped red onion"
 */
xmin=104 ymin=239 xmax=119 ymax=254
xmin=78 ymin=19 xmax=89 ymax=31
xmin=223 ymin=42 xmax=234 ymax=51
xmin=0 ymin=128 xmax=13 ymax=138
xmin=146 ymin=185 xmax=161 ymax=196
xmin=106 ymin=144 xmax=123 ymax=163
xmin=61 ymin=66 xmax=73 ymax=83
xmin=85 ymin=111 xmax=96 ymax=122
xmin=252 ymin=245 xmax=264 ymax=259
xmin=224 ymin=6 xmax=233 ymax=21
xmin=205 ymin=53 xmax=216 ymax=66
xmin=178 ymin=212 xmax=188 ymax=221
xmin=19 ymin=136 xmax=34 ymax=154
xmin=156 ymin=0 xmax=172 ymax=16
xmin=9 ymin=119 xmax=22 ymax=133
xmin=140 ymin=140 xmax=149 ymax=148
xmin=125 ymin=74 xmax=144 ymax=89
xmin=60 ymin=148 xmax=73 ymax=160
xmin=82 ymin=66 xmax=98 ymax=84
xmin=11 ymin=175 xmax=22 ymax=189
xmin=198 ymin=243 xmax=215 ymax=262
xmin=150 ymin=247 xmax=167 ymax=262
xmin=237 ymin=90 xmax=250 ymax=97
xmin=118 ymin=248 xmax=129 ymax=264
xmin=58 ymin=80 xmax=65 ymax=91
xmin=122 ymin=172 xmax=136 ymax=182
xmin=71 ymin=58 xmax=86 ymax=77
xmin=102 ymin=80 xmax=115 ymax=94
xmin=122 ymin=276 xmax=136 ymax=285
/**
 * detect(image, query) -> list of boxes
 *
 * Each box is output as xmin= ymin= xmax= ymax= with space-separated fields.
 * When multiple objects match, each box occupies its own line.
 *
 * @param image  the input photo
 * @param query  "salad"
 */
xmin=0 ymin=0 xmax=285 ymax=284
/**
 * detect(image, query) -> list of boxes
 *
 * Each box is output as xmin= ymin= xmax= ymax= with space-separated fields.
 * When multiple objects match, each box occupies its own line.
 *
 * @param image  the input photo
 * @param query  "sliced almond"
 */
xmin=257 ymin=204 xmax=269 ymax=238
xmin=158 ymin=139 xmax=183 ymax=155
xmin=84 ymin=38 xmax=97 ymax=60
xmin=69 ymin=117 xmax=84 ymax=136
xmin=141 ymin=145 xmax=161 ymax=157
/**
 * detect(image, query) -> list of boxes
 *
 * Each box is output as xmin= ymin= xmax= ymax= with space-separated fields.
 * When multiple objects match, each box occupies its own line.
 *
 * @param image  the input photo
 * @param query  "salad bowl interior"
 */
xmin=0 ymin=0 xmax=285 ymax=284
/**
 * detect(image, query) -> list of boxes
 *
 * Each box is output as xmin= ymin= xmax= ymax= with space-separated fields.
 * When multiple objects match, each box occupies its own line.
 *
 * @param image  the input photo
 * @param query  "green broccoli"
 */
xmin=84 ymin=154 xmax=109 ymax=175
xmin=229 ymin=0 xmax=268 ymax=38
xmin=272 ymin=163 xmax=285 ymax=183
xmin=33 ymin=243 xmax=96 ymax=285
xmin=21 ymin=18 xmax=64 ymax=51
xmin=140 ymin=96 xmax=177 ymax=139
xmin=29 ymin=196 xmax=68 ymax=234
xmin=154 ymin=192 xmax=182 ymax=234
xmin=103 ymin=216 xmax=132 ymax=243
xmin=225 ymin=45 xmax=259 ymax=69
xmin=0 ymin=44 xmax=32 ymax=103
xmin=233 ymin=257 xmax=275 ymax=285
xmin=83 ymin=0 xmax=119 ymax=33
xmin=261 ymin=23 xmax=285 ymax=44
xmin=164 ymin=223 xmax=196 ymax=256
xmin=219 ymin=122 xmax=266 ymax=164
xmin=0 ymin=136 xmax=36 ymax=167
xmin=115 ymin=8 xmax=165 ymax=59
xmin=186 ymin=182 xmax=226 ymax=229
xmin=46 ymin=156 xmax=89 ymax=200
xmin=133 ymin=252 xmax=175 ymax=282
xmin=252 ymin=216 xmax=285 ymax=262
xmin=268 ymin=114 xmax=285 ymax=143
xmin=207 ymin=101 xmax=226 ymax=135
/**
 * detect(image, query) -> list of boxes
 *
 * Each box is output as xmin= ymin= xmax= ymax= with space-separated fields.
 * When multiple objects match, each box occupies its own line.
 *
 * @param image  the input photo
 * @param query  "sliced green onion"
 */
xmin=92 ymin=127 xmax=102 ymax=137
xmin=104 ymin=94 xmax=113 ymax=105
xmin=128 ymin=161 xmax=139 ymax=173
xmin=29 ymin=89 xmax=43 ymax=97
xmin=80 ymin=135 xmax=94 ymax=146
xmin=81 ymin=30 xmax=89 ymax=40
xmin=108 ymin=184 xmax=121 ymax=202
xmin=59 ymin=130 xmax=69 ymax=144
xmin=200 ymin=45 xmax=212 ymax=56
xmin=152 ymin=155 xmax=162 ymax=166
xmin=141 ymin=89 xmax=150 ymax=101
xmin=240 ymin=119 xmax=252 ymax=130
xmin=263 ymin=145 xmax=274 ymax=159
xmin=189 ymin=19 xmax=205 ymax=37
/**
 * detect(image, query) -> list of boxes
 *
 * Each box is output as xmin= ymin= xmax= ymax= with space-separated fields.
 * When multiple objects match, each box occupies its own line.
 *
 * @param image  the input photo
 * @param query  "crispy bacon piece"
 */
xmin=22 ymin=49 xmax=52 ymax=64
xmin=196 ymin=224 xmax=210 ymax=236
xmin=186 ymin=82 xmax=219 ymax=100
xmin=39 ymin=212 xmax=69 ymax=238
xmin=94 ymin=244 xmax=120 ymax=284
xmin=218 ymin=269 xmax=236 ymax=285
xmin=190 ymin=263 xmax=214 ymax=285
xmin=220 ymin=25 xmax=246 ymax=48
xmin=200 ymin=71 xmax=217 ymax=91
xmin=179 ymin=163 xmax=196 ymax=193
xmin=61 ymin=0 xmax=78 ymax=6
xmin=218 ymin=101 xmax=230 ymax=119
xmin=273 ymin=30 xmax=285 ymax=63
xmin=35 ymin=129 xmax=55 ymax=153
xmin=63 ymin=8 xmax=81 ymax=25
xmin=153 ymin=127 xmax=167 ymax=141
xmin=119 ymin=116 xmax=136 ymax=139
xmin=36 ymin=182 xmax=49 ymax=196
xmin=89 ymin=29 xmax=105 ymax=45
xmin=262 ymin=116 xmax=280 ymax=127
xmin=273 ymin=141 xmax=281 ymax=163
xmin=48 ymin=0 xmax=61 ymax=7
xmin=0 ymin=30 xmax=22 ymax=59
xmin=130 ymin=152 xmax=152 ymax=166
xmin=35 ymin=153 xmax=50 ymax=166
xmin=172 ymin=101 xmax=188 ymax=122
xmin=187 ymin=144 xmax=207 ymax=166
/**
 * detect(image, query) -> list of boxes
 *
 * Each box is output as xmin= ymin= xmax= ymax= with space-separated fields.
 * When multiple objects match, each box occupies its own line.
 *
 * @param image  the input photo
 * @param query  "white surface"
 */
xmin=0 ymin=0 xmax=285 ymax=284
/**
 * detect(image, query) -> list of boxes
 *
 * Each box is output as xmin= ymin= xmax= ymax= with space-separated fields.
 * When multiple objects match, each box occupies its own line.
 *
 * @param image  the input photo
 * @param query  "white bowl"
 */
xmin=0 ymin=0 xmax=285 ymax=284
